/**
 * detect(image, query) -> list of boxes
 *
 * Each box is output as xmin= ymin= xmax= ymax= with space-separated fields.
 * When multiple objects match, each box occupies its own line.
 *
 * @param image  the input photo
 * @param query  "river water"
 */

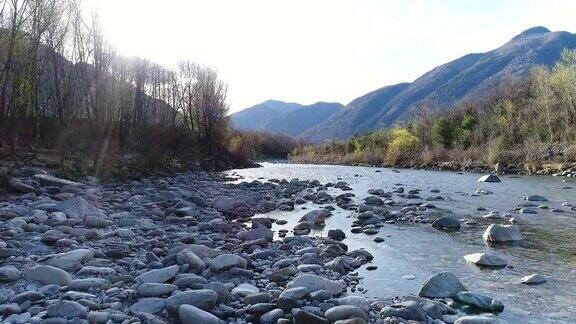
xmin=224 ymin=162 xmax=576 ymax=323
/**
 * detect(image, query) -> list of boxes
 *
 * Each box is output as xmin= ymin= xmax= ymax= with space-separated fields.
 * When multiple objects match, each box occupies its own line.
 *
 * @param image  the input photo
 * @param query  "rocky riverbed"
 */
xmin=0 ymin=162 xmax=574 ymax=324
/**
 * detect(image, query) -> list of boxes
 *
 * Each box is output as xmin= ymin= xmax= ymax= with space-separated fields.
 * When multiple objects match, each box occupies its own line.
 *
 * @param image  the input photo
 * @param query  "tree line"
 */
xmin=291 ymin=49 xmax=576 ymax=172
xmin=0 ymin=0 xmax=229 ymax=174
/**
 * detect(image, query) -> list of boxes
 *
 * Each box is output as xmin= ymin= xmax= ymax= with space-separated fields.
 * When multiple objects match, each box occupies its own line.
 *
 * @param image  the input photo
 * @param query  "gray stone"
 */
xmin=0 ymin=265 xmax=21 ymax=282
xmin=47 ymin=300 xmax=87 ymax=319
xmin=418 ymin=272 xmax=466 ymax=298
xmin=380 ymin=300 xmax=425 ymax=321
xmin=137 ymin=283 xmax=178 ymax=297
xmin=454 ymin=292 xmax=504 ymax=312
xmin=261 ymin=308 xmax=285 ymax=323
xmin=56 ymin=197 xmax=103 ymax=219
xmin=464 ymin=253 xmax=507 ymax=268
xmin=46 ymin=257 xmax=82 ymax=272
xmin=325 ymin=305 xmax=367 ymax=322
xmin=85 ymin=215 xmax=111 ymax=228
xmin=231 ymin=283 xmax=259 ymax=299
xmin=432 ymin=216 xmax=461 ymax=230
xmin=482 ymin=224 xmax=523 ymax=242
xmin=129 ymin=297 xmax=166 ymax=314
xmin=176 ymin=250 xmax=205 ymax=274
xmin=236 ymin=227 xmax=273 ymax=241
xmin=178 ymin=304 xmax=220 ymax=324
xmin=300 ymin=210 xmax=330 ymax=223
xmin=524 ymin=195 xmax=548 ymax=202
xmin=24 ymin=265 xmax=73 ymax=286
xmin=287 ymin=274 xmax=346 ymax=294
xmin=4 ymin=312 xmax=31 ymax=324
xmin=328 ymin=229 xmax=346 ymax=241
xmin=209 ymin=254 xmax=247 ymax=271
xmin=293 ymin=309 xmax=328 ymax=324
xmin=136 ymin=265 xmax=179 ymax=283
xmin=87 ymin=311 xmax=109 ymax=323
xmin=165 ymin=289 xmax=218 ymax=311
xmin=33 ymin=174 xmax=82 ymax=187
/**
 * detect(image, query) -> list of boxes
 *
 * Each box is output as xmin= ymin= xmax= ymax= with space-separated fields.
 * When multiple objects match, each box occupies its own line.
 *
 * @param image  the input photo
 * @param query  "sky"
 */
xmin=82 ymin=0 xmax=576 ymax=113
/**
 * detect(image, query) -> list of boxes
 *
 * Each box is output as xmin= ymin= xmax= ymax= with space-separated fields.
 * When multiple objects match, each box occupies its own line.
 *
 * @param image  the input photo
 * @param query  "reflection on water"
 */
xmin=225 ymin=163 xmax=576 ymax=323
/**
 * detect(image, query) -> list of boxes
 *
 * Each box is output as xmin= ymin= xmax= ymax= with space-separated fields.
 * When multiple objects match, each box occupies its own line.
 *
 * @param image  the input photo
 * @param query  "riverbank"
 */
xmin=1 ymin=159 xmax=574 ymax=323
xmin=289 ymin=152 xmax=576 ymax=178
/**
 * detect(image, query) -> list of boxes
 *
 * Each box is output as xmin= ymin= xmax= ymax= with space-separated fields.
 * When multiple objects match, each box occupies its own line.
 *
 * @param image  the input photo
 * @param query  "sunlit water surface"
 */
xmin=224 ymin=163 xmax=576 ymax=323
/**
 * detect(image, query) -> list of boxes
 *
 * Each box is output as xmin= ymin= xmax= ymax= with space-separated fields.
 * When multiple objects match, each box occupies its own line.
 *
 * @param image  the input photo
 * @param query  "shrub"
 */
xmin=386 ymin=128 xmax=421 ymax=164
xmin=432 ymin=117 xmax=455 ymax=148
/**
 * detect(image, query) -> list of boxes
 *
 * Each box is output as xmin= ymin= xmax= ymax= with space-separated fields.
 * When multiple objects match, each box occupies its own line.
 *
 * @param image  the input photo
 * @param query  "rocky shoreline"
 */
xmin=0 ymin=161 xmax=566 ymax=324
xmin=287 ymin=157 xmax=576 ymax=178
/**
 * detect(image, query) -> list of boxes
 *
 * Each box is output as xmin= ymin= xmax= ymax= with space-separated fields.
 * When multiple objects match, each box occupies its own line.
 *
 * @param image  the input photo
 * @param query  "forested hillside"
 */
xmin=302 ymin=27 xmax=576 ymax=142
xmin=0 ymin=0 xmax=232 ymax=174
xmin=292 ymin=49 xmax=576 ymax=173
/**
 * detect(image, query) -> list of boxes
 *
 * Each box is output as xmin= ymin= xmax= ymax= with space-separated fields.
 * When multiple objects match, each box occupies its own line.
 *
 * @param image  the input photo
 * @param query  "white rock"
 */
xmin=464 ymin=253 xmax=507 ymax=267
xmin=482 ymin=224 xmax=523 ymax=242
xmin=521 ymin=274 xmax=546 ymax=285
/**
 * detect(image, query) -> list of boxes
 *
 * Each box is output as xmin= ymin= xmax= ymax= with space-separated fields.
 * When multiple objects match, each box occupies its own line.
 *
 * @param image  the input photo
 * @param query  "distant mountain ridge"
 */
xmin=230 ymin=100 xmax=344 ymax=137
xmin=301 ymin=26 xmax=576 ymax=142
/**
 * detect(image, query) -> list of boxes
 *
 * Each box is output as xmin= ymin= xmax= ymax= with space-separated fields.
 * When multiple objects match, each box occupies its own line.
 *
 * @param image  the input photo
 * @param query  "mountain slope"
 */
xmin=230 ymin=100 xmax=303 ymax=131
xmin=302 ymin=26 xmax=576 ymax=142
xmin=230 ymin=100 xmax=343 ymax=136
xmin=263 ymin=102 xmax=345 ymax=136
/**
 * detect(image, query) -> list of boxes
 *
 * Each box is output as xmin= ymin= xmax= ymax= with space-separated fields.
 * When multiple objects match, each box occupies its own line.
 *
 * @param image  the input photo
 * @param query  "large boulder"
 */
xmin=209 ymin=254 xmax=247 ymax=271
xmin=482 ymin=224 xmax=523 ymax=242
xmin=418 ymin=272 xmax=466 ymax=298
xmin=178 ymin=304 xmax=220 ymax=324
xmin=287 ymin=274 xmax=346 ymax=295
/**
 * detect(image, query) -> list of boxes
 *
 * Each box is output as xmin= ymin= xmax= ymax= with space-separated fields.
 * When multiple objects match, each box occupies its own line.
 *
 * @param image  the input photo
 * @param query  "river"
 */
xmin=225 ymin=162 xmax=576 ymax=323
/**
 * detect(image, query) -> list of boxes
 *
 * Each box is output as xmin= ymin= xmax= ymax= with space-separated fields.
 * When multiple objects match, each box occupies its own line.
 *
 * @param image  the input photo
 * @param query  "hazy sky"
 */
xmin=83 ymin=0 xmax=576 ymax=112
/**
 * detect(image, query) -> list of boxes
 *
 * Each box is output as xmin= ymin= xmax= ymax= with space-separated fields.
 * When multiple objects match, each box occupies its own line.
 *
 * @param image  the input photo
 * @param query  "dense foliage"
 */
xmin=292 ymin=49 xmax=576 ymax=171
xmin=228 ymin=130 xmax=304 ymax=161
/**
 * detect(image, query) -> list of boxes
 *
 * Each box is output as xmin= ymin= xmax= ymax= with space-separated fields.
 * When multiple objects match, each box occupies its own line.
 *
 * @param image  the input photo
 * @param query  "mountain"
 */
xmin=231 ymin=100 xmax=303 ymax=131
xmin=230 ymin=100 xmax=344 ymax=136
xmin=302 ymin=26 xmax=576 ymax=142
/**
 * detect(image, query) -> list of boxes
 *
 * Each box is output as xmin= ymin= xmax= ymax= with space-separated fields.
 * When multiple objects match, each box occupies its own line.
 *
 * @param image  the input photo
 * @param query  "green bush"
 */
xmin=386 ymin=128 xmax=421 ymax=164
